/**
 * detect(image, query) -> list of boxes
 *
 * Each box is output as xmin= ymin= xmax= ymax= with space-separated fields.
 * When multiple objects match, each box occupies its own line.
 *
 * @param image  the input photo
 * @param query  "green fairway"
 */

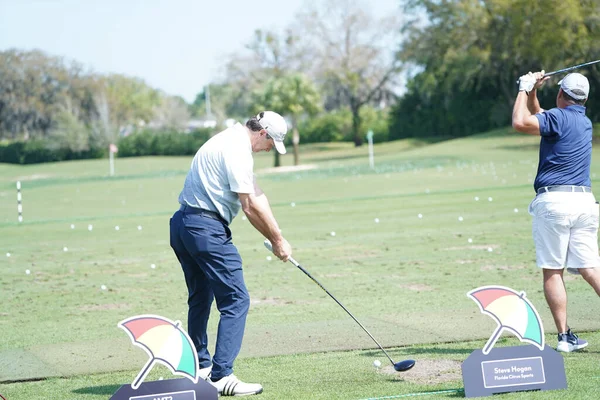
xmin=1 ymin=130 xmax=600 ymax=399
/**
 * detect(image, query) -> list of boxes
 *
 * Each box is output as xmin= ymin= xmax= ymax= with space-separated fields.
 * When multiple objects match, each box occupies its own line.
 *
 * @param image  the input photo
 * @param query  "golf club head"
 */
xmin=394 ymin=359 xmax=416 ymax=372
xmin=264 ymin=239 xmax=273 ymax=252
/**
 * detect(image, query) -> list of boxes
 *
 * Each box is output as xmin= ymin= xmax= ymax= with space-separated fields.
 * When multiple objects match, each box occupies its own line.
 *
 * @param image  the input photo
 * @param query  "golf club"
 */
xmin=263 ymin=239 xmax=416 ymax=372
xmin=516 ymin=59 xmax=600 ymax=83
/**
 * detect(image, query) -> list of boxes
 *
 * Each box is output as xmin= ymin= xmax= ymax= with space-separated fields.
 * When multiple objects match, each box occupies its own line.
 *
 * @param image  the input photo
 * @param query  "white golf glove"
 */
xmin=518 ymin=73 xmax=535 ymax=93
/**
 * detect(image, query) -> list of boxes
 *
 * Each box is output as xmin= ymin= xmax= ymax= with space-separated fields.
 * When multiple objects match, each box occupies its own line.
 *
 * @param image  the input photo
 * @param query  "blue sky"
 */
xmin=0 ymin=0 xmax=402 ymax=103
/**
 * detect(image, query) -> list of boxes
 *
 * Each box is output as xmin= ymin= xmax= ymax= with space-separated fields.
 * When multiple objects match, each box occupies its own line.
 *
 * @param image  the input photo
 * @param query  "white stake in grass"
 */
xmin=367 ymin=130 xmax=375 ymax=169
xmin=16 ymin=181 xmax=23 ymax=223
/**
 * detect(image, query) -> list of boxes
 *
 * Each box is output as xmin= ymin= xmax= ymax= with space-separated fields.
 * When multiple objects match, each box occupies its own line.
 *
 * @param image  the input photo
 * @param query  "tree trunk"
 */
xmin=351 ymin=104 xmax=363 ymax=147
xmin=273 ymin=151 xmax=281 ymax=167
xmin=292 ymin=116 xmax=300 ymax=166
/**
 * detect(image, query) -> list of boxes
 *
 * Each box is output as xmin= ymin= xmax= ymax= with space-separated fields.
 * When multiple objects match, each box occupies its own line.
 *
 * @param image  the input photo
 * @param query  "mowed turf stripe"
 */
xmin=0 ymin=349 xmax=61 ymax=382
xmin=0 ymin=183 xmax=536 ymax=228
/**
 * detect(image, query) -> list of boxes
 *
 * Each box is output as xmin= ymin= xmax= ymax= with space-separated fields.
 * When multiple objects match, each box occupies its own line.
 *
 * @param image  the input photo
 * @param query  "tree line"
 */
xmin=2 ymin=0 xmax=600 ymax=165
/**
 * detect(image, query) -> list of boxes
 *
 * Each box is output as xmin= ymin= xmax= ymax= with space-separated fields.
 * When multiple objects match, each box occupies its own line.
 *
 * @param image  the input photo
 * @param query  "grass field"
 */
xmin=1 ymin=128 xmax=600 ymax=399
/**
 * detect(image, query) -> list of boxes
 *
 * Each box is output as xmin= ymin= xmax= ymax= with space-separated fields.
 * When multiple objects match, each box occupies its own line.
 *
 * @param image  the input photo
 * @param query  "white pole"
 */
xmin=109 ymin=151 xmax=114 ymax=176
xmin=17 ymin=181 xmax=23 ymax=223
xmin=367 ymin=130 xmax=375 ymax=169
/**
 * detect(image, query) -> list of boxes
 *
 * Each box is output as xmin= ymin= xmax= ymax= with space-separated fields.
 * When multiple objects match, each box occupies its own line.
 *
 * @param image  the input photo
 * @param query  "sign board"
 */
xmin=462 ymin=345 xmax=566 ymax=397
xmin=110 ymin=377 xmax=217 ymax=400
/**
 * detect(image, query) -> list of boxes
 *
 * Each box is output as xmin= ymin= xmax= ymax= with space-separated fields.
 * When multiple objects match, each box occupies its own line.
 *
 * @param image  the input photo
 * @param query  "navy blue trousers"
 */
xmin=170 ymin=209 xmax=249 ymax=380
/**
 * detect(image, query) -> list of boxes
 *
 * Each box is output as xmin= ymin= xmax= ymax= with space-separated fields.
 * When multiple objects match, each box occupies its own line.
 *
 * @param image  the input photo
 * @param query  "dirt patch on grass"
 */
xmin=443 ymin=244 xmax=500 ymax=251
xmin=380 ymin=359 xmax=462 ymax=384
xmin=398 ymin=284 xmax=434 ymax=292
xmin=259 ymin=164 xmax=318 ymax=174
xmin=79 ymin=303 xmax=130 ymax=311
xmin=14 ymin=174 xmax=52 ymax=181
xmin=251 ymin=297 xmax=286 ymax=306
xmin=480 ymin=264 xmax=526 ymax=271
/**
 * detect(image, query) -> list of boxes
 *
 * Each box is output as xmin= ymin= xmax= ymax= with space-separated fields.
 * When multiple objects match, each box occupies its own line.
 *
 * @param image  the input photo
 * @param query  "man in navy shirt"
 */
xmin=513 ymin=71 xmax=600 ymax=352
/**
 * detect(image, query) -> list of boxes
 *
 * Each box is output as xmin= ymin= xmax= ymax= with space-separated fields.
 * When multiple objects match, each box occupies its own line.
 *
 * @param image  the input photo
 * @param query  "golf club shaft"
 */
xmin=287 ymin=255 xmax=397 ymax=366
xmin=544 ymin=59 xmax=600 ymax=77
xmin=516 ymin=59 xmax=600 ymax=83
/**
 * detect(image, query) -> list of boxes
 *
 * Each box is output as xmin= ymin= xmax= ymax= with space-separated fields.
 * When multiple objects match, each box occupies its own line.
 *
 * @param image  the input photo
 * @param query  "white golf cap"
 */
xmin=257 ymin=111 xmax=288 ymax=154
xmin=558 ymin=73 xmax=589 ymax=100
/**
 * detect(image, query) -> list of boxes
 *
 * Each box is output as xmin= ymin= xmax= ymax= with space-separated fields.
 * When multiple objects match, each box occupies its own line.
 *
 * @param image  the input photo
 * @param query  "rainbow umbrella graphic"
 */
xmin=467 ymin=286 xmax=544 ymax=354
xmin=119 ymin=315 xmax=199 ymax=389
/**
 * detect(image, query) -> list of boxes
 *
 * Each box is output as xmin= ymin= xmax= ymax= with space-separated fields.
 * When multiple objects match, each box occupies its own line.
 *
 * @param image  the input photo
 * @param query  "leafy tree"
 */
xmin=394 ymin=0 xmax=600 ymax=137
xmin=255 ymin=74 xmax=322 ymax=165
xmin=294 ymin=0 xmax=402 ymax=146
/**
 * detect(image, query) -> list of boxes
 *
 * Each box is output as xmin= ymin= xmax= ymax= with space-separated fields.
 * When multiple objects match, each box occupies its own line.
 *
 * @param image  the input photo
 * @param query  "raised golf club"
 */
xmin=263 ymin=239 xmax=416 ymax=372
xmin=516 ymin=59 xmax=600 ymax=83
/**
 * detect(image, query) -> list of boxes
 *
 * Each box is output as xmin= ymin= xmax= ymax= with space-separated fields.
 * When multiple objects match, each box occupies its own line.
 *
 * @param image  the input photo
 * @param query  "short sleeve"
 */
xmin=535 ymin=108 xmax=563 ymax=137
xmin=224 ymin=147 xmax=255 ymax=194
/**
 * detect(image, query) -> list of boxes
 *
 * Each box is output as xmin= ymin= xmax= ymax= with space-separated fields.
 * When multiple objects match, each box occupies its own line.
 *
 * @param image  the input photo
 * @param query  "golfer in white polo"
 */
xmin=170 ymin=111 xmax=292 ymax=396
xmin=513 ymin=71 xmax=600 ymax=352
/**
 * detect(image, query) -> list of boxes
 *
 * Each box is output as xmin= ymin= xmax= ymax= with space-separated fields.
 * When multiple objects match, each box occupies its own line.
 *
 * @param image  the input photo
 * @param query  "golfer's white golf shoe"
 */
xmin=210 ymin=374 xmax=263 ymax=396
xmin=198 ymin=365 xmax=212 ymax=380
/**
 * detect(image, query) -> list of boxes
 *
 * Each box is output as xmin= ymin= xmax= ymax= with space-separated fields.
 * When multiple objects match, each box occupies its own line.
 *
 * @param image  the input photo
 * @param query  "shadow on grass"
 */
xmin=72 ymin=384 xmax=121 ymax=396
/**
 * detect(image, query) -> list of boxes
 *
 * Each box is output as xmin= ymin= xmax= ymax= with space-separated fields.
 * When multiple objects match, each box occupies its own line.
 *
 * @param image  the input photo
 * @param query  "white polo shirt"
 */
xmin=178 ymin=123 xmax=254 ymax=224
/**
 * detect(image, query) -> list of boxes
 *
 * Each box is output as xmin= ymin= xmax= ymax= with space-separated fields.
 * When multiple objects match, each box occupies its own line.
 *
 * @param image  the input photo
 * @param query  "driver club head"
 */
xmin=394 ymin=359 xmax=416 ymax=372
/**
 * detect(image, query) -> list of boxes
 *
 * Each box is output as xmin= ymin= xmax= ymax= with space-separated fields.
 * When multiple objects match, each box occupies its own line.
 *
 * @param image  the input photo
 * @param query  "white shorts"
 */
xmin=529 ymin=191 xmax=600 ymax=272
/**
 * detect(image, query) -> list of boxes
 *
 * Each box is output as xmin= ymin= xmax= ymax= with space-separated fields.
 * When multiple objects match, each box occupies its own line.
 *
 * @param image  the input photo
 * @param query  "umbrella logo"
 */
xmin=468 ymin=286 xmax=545 ymax=355
xmin=119 ymin=315 xmax=199 ymax=389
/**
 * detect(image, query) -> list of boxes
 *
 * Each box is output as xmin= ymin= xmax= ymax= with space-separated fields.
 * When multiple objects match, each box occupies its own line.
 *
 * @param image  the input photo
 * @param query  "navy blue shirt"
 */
xmin=533 ymin=105 xmax=592 ymax=192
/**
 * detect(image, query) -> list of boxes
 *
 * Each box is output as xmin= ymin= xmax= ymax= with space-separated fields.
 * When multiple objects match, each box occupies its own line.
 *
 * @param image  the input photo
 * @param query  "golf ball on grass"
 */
xmin=138 ymin=225 xmax=143 ymax=230
xmin=100 ymin=285 xmax=107 ymax=290
xmin=63 ymin=247 xmax=68 ymax=252
xmin=25 ymin=269 xmax=30 ymax=275
xmin=6 ymin=252 xmax=10 ymax=257
xmin=266 ymin=256 xmax=272 ymax=261
xmin=458 ymin=216 xmax=463 ymax=222
xmin=418 ymin=213 xmax=423 ymax=219
xmin=330 ymin=231 xmax=336 ymax=237
xmin=373 ymin=360 xmax=381 ymax=368
xmin=150 ymin=264 xmax=156 ymax=269
xmin=115 ymin=226 xmax=120 ymax=231
xmin=374 ymin=218 xmax=379 ymax=223
xmin=70 ymin=224 xmax=75 ymax=229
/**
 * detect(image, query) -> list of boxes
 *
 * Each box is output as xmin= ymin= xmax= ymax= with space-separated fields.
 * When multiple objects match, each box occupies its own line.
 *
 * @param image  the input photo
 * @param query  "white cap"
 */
xmin=558 ymin=73 xmax=589 ymax=100
xmin=257 ymin=111 xmax=288 ymax=154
